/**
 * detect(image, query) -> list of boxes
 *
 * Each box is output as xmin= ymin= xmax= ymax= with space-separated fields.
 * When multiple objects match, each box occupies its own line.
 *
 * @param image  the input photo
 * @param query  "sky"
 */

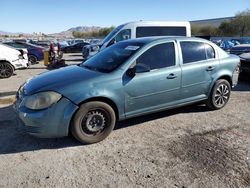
xmin=0 ymin=0 xmax=249 ymax=34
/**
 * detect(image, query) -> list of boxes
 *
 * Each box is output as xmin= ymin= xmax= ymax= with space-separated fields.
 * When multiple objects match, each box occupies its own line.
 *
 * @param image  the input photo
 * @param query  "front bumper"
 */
xmin=13 ymin=96 xmax=78 ymax=138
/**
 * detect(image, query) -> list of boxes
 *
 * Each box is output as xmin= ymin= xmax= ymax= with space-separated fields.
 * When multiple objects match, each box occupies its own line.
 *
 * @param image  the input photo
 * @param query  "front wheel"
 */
xmin=71 ymin=101 xmax=116 ymax=144
xmin=206 ymin=79 xmax=231 ymax=110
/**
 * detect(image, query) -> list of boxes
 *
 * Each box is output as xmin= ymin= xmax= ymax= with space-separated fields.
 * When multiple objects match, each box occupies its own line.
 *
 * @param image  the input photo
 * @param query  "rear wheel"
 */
xmin=71 ymin=101 xmax=116 ymax=144
xmin=28 ymin=55 xmax=38 ymax=64
xmin=206 ymin=79 xmax=231 ymax=110
xmin=0 ymin=62 xmax=14 ymax=78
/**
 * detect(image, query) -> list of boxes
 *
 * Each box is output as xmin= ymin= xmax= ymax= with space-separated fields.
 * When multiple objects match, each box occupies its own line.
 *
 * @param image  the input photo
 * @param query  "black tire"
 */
xmin=71 ymin=101 xmax=116 ymax=144
xmin=206 ymin=79 xmax=231 ymax=110
xmin=28 ymin=55 xmax=38 ymax=64
xmin=0 ymin=62 xmax=14 ymax=78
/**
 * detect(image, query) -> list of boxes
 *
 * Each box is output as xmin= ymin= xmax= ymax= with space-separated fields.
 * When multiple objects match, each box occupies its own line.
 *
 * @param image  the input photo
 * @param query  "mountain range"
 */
xmin=0 ymin=26 xmax=103 ymax=38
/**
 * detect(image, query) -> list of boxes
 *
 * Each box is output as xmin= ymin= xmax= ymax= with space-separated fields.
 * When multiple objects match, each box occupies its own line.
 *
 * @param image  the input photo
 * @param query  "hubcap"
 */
xmin=214 ymin=84 xmax=229 ymax=106
xmin=84 ymin=110 xmax=106 ymax=133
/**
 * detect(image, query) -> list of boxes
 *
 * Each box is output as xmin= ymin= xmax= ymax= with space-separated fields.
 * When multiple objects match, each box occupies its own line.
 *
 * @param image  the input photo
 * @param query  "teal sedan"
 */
xmin=14 ymin=37 xmax=240 ymax=144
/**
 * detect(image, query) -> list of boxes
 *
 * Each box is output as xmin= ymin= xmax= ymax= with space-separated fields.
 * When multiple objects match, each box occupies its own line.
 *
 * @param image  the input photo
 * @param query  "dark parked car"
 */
xmin=230 ymin=44 xmax=250 ymax=55
xmin=14 ymin=37 xmax=240 ymax=144
xmin=239 ymin=53 xmax=250 ymax=75
xmin=30 ymin=40 xmax=50 ymax=48
xmin=4 ymin=41 xmax=44 ymax=64
xmin=61 ymin=42 xmax=89 ymax=53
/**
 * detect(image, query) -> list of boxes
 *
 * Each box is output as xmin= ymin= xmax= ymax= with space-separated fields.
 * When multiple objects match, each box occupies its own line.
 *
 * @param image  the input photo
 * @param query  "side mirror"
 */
xmin=126 ymin=63 xmax=150 ymax=78
xmin=135 ymin=63 xmax=150 ymax=73
xmin=92 ymin=45 xmax=99 ymax=51
xmin=127 ymin=67 xmax=136 ymax=77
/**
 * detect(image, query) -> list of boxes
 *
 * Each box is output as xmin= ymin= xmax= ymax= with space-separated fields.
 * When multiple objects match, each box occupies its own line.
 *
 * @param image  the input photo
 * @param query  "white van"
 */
xmin=82 ymin=21 xmax=191 ymax=59
xmin=0 ymin=43 xmax=28 ymax=78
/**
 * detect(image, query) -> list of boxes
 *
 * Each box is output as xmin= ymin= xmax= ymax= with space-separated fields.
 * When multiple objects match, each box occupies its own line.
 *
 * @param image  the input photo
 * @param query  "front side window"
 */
xmin=115 ymin=29 xmax=131 ymax=42
xmin=136 ymin=42 xmax=175 ymax=70
xmin=180 ymin=41 xmax=207 ymax=64
xmin=102 ymin=24 xmax=125 ymax=44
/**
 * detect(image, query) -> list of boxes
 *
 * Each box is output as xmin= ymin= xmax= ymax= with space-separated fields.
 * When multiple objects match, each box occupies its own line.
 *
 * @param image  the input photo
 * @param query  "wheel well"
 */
xmin=217 ymin=75 xmax=232 ymax=87
xmin=68 ymin=97 xmax=119 ymax=136
xmin=0 ymin=60 xmax=15 ymax=70
xmin=28 ymin=54 xmax=38 ymax=59
xmin=79 ymin=97 xmax=119 ymax=121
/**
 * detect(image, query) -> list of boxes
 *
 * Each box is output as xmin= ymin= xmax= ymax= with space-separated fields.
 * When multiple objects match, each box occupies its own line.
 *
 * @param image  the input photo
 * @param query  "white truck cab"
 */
xmin=0 ymin=43 xmax=28 ymax=78
xmin=83 ymin=21 xmax=191 ymax=59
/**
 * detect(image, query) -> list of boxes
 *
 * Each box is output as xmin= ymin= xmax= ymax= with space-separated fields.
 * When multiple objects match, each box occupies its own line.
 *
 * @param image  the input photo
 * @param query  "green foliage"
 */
xmin=72 ymin=26 xmax=115 ymax=38
xmin=192 ymin=25 xmax=219 ymax=36
xmin=232 ymin=9 xmax=250 ymax=36
xmin=192 ymin=9 xmax=250 ymax=37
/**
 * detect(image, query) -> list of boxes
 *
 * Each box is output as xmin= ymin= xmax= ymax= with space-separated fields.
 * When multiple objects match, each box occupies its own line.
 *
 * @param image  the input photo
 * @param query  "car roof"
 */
xmin=121 ymin=36 xmax=211 ymax=45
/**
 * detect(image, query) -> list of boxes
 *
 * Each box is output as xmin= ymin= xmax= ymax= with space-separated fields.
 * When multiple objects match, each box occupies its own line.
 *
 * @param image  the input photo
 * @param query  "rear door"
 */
xmin=179 ymin=41 xmax=218 ymax=101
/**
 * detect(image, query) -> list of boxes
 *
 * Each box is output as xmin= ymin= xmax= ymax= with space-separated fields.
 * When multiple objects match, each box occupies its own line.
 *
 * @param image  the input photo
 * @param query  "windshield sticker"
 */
xmin=125 ymin=46 xmax=140 ymax=51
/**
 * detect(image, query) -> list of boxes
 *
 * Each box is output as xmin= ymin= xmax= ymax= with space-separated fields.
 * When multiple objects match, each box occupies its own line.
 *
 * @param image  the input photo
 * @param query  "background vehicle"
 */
xmin=82 ymin=20 xmax=191 ymax=59
xmin=61 ymin=42 xmax=89 ymax=53
xmin=4 ymin=41 xmax=44 ymax=64
xmin=15 ymin=37 xmax=239 ymax=144
xmin=230 ymin=44 xmax=250 ymax=55
xmin=0 ymin=43 xmax=28 ymax=78
xmin=239 ymin=53 xmax=250 ymax=75
xmin=29 ymin=40 xmax=50 ymax=48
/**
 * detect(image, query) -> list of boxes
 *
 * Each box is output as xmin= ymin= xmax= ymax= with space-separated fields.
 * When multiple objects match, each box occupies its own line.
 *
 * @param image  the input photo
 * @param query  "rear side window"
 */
xmin=136 ymin=27 xmax=186 ymax=38
xmin=180 ymin=41 xmax=207 ymax=64
xmin=205 ymin=44 xmax=215 ymax=59
xmin=136 ymin=42 xmax=175 ymax=70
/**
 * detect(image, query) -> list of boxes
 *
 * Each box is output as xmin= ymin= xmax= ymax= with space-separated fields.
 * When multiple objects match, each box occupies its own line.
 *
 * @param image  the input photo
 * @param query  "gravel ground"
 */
xmin=0 ymin=55 xmax=249 ymax=187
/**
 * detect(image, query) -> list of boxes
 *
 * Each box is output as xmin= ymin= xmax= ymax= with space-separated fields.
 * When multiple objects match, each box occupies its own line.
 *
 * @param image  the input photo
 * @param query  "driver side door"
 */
xmin=123 ymin=42 xmax=181 ymax=118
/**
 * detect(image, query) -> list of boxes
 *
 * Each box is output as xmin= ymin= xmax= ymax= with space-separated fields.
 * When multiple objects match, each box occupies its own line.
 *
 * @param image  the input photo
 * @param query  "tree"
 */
xmin=232 ymin=9 xmax=250 ymax=36
xmin=191 ymin=25 xmax=218 ymax=36
xmin=72 ymin=26 xmax=115 ymax=38
xmin=218 ymin=21 xmax=236 ymax=36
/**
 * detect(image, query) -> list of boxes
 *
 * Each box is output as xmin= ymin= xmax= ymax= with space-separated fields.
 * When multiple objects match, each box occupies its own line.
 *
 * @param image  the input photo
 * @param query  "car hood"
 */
xmin=23 ymin=65 xmax=103 ymax=96
xmin=0 ymin=44 xmax=21 ymax=60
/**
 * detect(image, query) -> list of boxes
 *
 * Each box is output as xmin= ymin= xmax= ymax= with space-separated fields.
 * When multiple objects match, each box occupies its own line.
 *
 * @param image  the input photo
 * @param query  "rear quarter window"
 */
xmin=205 ymin=44 xmax=215 ymax=59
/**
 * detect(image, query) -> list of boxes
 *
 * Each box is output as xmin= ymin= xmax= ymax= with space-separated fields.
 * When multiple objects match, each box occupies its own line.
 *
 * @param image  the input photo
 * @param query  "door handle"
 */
xmin=206 ymin=66 xmax=215 ymax=71
xmin=167 ymin=73 xmax=177 ymax=79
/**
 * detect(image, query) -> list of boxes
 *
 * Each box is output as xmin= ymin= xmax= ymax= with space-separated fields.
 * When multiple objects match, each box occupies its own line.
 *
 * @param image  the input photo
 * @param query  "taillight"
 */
xmin=235 ymin=62 xmax=241 ymax=73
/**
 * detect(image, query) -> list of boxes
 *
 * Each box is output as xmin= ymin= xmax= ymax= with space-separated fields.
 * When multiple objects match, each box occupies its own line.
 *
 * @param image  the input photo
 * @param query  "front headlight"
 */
xmin=22 ymin=91 xmax=62 ymax=110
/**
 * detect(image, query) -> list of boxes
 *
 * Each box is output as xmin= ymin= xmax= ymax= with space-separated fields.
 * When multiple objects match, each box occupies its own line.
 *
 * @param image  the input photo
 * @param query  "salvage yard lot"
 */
xmin=0 ymin=53 xmax=250 ymax=187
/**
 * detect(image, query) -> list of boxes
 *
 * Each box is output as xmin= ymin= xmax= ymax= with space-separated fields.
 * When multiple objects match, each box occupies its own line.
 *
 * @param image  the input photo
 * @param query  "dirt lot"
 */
xmin=0 ymin=54 xmax=250 ymax=187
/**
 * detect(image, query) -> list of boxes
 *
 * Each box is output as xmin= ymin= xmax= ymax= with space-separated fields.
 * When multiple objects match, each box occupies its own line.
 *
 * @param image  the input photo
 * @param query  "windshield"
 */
xmin=102 ymin=24 xmax=125 ymax=44
xmin=80 ymin=41 xmax=144 ymax=73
